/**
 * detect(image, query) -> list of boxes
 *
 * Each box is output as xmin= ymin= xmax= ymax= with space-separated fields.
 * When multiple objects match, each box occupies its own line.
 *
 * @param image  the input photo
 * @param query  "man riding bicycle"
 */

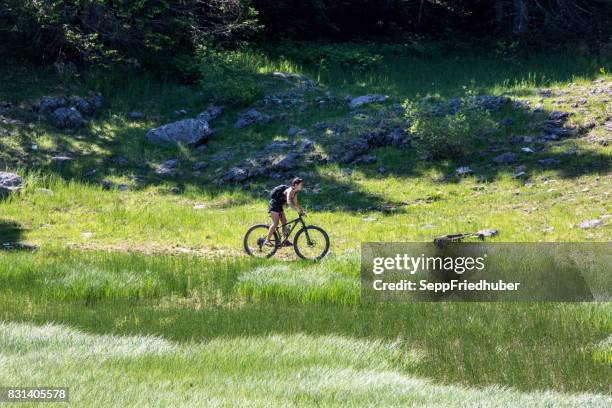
xmin=264 ymin=177 xmax=305 ymax=247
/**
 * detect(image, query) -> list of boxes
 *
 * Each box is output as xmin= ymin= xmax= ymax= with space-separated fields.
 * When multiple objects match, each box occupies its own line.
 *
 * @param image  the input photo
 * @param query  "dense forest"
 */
xmin=2 ymin=1 xmax=612 ymax=67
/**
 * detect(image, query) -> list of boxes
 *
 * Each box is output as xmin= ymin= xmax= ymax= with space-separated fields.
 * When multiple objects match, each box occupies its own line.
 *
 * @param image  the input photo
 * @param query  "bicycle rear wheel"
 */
xmin=244 ymin=224 xmax=280 ymax=258
xmin=293 ymin=226 xmax=330 ymax=260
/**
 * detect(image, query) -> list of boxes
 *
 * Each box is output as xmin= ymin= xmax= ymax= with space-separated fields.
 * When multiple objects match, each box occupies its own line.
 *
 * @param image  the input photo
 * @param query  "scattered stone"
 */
xmin=378 ymin=167 xmax=387 ymax=174
xmin=264 ymin=140 xmax=292 ymax=152
xmin=193 ymin=204 xmax=206 ymax=210
xmin=129 ymin=111 xmax=145 ymax=120
xmin=577 ymin=219 xmax=603 ymax=229
xmin=210 ymin=151 xmax=233 ymax=162
xmin=50 ymin=107 xmax=85 ymax=129
xmin=456 ymin=166 xmax=474 ymax=176
xmin=341 ymin=168 xmax=353 ymax=177
xmin=234 ymin=109 xmax=271 ymax=129
xmin=193 ymin=161 xmax=207 ymax=171
xmin=196 ymin=106 xmax=223 ymax=122
xmin=514 ymin=171 xmax=527 ymax=178
xmin=389 ymin=128 xmax=411 ymax=148
xmin=117 ymin=184 xmax=129 ymax=192
xmin=223 ymin=167 xmax=249 ymax=182
xmin=101 ymin=180 xmax=113 ymax=190
xmin=362 ymin=217 xmax=378 ymax=222
xmin=471 ymin=95 xmax=510 ymax=111
xmin=313 ymin=121 xmax=328 ymax=131
xmin=549 ymin=111 xmax=569 ymax=121
xmin=271 ymin=152 xmax=300 ymax=171
xmin=0 ymin=172 xmax=22 ymax=197
xmin=51 ymin=156 xmax=73 ymax=163
xmin=538 ymin=158 xmax=560 ymax=166
xmin=296 ymin=138 xmax=315 ymax=152
xmin=513 ymin=100 xmax=530 ymax=110
xmin=145 ymin=118 xmax=211 ymax=146
xmin=477 ymin=229 xmax=498 ymax=237
xmin=288 ymin=125 xmax=305 ymax=137
xmin=84 ymin=169 xmax=97 ymax=177
xmin=493 ymin=152 xmax=518 ymax=164
xmin=156 ymin=159 xmax=179 ymax=175
xmin=353 ymin=154 xmax=377 ymax=165
xmin=533 ymin=103 xmax=543 ymax=113
xmin=521 ymin=147 xmax=534 ymax=154
xmin=69 ymin=96 xmax=95 ymax=115
xmin=37 ymin=96 xmax=68 ymax=114
xmin=35 ymin=188 xmax=53 ymax=195
xmin=349 ymin=94 xmax=388 ymax=109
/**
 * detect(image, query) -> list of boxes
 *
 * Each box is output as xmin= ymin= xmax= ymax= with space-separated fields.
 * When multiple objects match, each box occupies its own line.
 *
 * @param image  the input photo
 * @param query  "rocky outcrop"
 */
xmin=234 ymin=109 xmax=272 ymax=129
xmin=145 ymin=118 xmax=211 ymax=146
xmin=349 ymin=94 xmax=388 ymax=109
xmin=50 ymin=107 xmax=85 ymax=129
xmin=0 ymin=172 xmax=22 ymax=197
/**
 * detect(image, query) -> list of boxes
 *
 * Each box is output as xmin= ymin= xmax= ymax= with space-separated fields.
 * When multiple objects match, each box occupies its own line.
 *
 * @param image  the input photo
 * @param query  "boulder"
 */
xmin=288 ymin=125 xmax=306 ymax=137
xmin=69 ymin=96 xmax=94 ymax=115
xmin=145 ymin=118 xmax=211 ymax=146
xmin=295 ymin=138 xmax=315 ymax=152
xmin=38 ymin=96 xmax=68 ymax=114
xmin=50 ymin=107 xmax=85 ymax=129
xmin=271 ymin=152 xmax=300 ymax=171
xmin=0 ymin=172 xmax=22 ymax=197
xmin=349 ymin=94 xmax=388 ymax=109
xmin=193 ymin=161 xmax=207 ymax=171
xmin=493 ymin=152 xmax=518 ymax=164
xmin=578 ymin=219 xmax=603 ymax=229
xmin=156 ymin=159 xmax=179 ymax=175
xmin=234 ymin=109 xmax=271 ymax=129
xmin=223 ymin=167 xmax=249 ymax=182
xmin=456 ymin=166 xmax=474 ymax=176
xmin=196 ymin=106 xmax=223 ymax=122
xmin=538 ymin=158 xmax=560 ymax=166
xmin=471 ymin=95 xmax=511 ymax=111
xmin=353 ymin=154 xmax=377 ymax=165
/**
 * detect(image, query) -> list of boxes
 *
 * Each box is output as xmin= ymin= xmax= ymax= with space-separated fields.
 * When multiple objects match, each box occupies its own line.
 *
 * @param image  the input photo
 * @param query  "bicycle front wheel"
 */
xmin=294 ymin=226 xmax=330 ymax=260
xmin=244 ymin=224 xmax=280 ymax=258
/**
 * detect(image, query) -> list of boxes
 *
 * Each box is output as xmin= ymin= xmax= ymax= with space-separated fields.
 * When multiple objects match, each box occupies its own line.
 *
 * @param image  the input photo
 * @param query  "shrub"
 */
xmin=404 ymin=96 xmax=496 ymax=160
xmin=196 ymin=47 xmax=266 ymax=107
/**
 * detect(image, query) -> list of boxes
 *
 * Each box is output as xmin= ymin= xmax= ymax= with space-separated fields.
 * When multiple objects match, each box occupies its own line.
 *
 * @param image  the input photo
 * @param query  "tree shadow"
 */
xmin=1 ymin=52 xmax=609 ymax=214
xmin=0 ymin=219 xmax=36 ymax=251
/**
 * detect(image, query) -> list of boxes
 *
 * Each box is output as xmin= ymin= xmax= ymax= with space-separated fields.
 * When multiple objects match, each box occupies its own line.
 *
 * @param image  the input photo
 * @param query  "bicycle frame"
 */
xmin=275 ymin=215 xmax=312 ymax=246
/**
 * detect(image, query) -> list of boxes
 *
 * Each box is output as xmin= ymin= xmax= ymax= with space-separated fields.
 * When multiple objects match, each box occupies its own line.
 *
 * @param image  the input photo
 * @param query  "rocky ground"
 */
xmin=0 ymin=71 xmax=610 ymax=232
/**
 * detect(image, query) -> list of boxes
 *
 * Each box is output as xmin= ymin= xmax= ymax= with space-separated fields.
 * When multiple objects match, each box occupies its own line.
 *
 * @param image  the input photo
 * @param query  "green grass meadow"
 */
xmin=0 ymin=45 xmax=611 ymax=406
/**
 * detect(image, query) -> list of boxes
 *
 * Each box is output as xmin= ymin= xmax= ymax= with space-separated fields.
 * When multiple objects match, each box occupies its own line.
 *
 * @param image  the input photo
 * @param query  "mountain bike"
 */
xmin=243 ymin=214 xmax=330 ymax=260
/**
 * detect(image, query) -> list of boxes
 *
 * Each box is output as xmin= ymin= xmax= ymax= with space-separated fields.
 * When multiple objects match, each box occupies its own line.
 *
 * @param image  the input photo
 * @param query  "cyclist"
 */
xmin=264 ymin=177 xmax=306 ymax=247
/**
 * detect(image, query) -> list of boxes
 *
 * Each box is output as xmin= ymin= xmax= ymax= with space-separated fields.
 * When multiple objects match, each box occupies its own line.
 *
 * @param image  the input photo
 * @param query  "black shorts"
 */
xmin=268 ymin=199 xmax=284 ymax=213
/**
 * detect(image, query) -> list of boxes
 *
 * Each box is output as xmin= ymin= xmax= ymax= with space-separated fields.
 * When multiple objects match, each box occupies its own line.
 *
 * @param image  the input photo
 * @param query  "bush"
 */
xmin=404 ymin=96 xmax=496 ymax=160
xmin=197 ymin=48 xmax=262 ymax=107
xmin=197 ymin=46 xmax=301 ymax=107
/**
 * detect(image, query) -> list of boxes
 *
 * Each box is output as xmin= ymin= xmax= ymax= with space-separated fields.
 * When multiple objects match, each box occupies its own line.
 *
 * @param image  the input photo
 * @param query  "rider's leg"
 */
xmin=280 ymin=211 xmax=289 ymax=239
xmin=265 ymin=211 xmax=280 ymax=244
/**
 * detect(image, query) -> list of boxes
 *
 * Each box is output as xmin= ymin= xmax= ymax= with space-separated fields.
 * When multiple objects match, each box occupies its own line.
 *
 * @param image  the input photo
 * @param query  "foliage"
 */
xmin=0 ymin=0 xmax=260 ymax=66
xmin=404 ymin=96 xmax=496 ymax=159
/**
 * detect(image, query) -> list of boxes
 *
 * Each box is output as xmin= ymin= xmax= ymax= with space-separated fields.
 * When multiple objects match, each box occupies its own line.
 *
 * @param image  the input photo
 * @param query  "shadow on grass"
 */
xmin=2 ymin=297 xmax=610 ymax=394
xmin=1 ymin=50 xmax=609 ymax=213
xmin=0 ymin=219 xmax=36 ymax=251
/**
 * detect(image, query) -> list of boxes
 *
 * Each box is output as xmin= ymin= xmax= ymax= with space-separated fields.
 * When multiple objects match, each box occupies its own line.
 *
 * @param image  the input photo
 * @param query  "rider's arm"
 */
xmin=286 ymin=189 xmax=304 ymax=214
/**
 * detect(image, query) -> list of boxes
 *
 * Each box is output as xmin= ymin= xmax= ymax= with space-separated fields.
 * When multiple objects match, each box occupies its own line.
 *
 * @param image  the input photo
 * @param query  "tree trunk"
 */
xmin=512 ymin=0 xmax=529 ymax=35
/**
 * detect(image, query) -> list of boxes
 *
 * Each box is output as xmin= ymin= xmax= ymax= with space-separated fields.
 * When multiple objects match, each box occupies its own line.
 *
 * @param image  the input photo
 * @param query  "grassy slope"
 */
xmin=0 ymin=46 xmax=611 ymax=406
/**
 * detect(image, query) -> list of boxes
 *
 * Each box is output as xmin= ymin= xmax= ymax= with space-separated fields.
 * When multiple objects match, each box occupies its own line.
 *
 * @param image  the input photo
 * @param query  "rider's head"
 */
xmin=291 ymin=177 xmax=304 ymax=191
